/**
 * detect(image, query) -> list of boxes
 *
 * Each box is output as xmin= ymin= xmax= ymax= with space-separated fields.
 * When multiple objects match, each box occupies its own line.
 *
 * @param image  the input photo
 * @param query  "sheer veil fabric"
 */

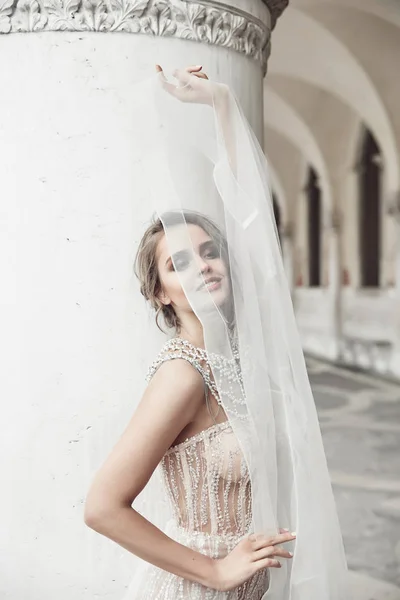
xmin=125 ymin=72 xmax=348 ymax=599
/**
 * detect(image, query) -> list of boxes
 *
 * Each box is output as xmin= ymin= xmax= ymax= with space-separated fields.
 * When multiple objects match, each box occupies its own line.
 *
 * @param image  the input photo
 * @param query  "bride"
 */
xmin=83 ymin=65 xmax=347 ymax=599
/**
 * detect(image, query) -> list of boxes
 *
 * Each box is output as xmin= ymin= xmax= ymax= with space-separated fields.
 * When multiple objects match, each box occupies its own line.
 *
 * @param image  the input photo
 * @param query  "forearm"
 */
xmin=213 ymin=85 xmax=237 ymax=175
xmin=86 ymin=506 xmax=218 ymax=589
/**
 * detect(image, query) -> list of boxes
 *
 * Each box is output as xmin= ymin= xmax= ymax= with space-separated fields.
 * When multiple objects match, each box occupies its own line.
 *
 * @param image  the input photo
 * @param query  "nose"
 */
xmin=197 ymin=256 xmax=211 ymax=273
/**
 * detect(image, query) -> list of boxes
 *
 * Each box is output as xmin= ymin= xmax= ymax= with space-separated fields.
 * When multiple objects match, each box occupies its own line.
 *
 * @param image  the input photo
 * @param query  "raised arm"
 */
xmin=155 ymin=64 xmax=237 ymax=174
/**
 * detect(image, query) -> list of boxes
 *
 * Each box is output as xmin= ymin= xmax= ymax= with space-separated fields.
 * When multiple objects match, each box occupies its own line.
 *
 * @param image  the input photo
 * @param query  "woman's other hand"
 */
xmin=155 ymin=64 xmax=224 ymax=106
xmin=212 ymin=529 xmax=296 ymax=592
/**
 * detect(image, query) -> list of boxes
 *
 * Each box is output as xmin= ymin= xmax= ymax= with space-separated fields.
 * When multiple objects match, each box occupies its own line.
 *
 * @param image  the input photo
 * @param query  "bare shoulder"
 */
xmin=84 ymin=355 xmax=206 ymax=519
xmin=146 ymin=355 xmax=205 ymax=403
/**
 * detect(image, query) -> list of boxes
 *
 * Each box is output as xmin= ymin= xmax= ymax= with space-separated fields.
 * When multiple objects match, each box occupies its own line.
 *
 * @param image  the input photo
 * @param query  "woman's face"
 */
xmin=156 ymin=223 xmax=230 ymax=317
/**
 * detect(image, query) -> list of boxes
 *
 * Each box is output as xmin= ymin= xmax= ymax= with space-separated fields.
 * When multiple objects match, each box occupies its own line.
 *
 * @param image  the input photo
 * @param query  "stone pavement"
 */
xmin=307 ymin=357 xmax=400 ymax=600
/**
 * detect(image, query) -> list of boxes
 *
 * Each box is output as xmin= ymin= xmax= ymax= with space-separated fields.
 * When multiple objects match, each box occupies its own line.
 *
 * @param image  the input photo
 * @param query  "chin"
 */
xmin=211 ymin=287 xmax=230 ymax=307
xmin=202 ymin=284 xmax=230 ymax=312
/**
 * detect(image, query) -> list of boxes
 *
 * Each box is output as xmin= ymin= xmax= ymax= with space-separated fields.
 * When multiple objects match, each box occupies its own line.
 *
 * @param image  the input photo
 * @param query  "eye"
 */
xmin=173 ymin=258 xmax=189 ymax=271
xmin=203 ymin=243 xmax=220 ymax=259
xmin=170 ymin=251 xmax=190 ymax=272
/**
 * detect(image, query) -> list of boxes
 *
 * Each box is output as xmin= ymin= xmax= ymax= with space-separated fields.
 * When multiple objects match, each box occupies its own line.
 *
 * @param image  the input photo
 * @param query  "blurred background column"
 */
xmin=326 ymin=204 xmax=342 ymax=359
xmin=389 ymin=192 xmax=400 ymax=377
xmin=280 ymin=221 xmax=295 ymax=296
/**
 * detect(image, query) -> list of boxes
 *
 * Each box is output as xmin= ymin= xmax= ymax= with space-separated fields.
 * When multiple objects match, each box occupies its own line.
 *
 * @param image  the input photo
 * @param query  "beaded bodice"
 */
xmin=161 ymin=420 xmax=252 ymax=539
xmin=146 ymin=338 xmax=253 ymax=540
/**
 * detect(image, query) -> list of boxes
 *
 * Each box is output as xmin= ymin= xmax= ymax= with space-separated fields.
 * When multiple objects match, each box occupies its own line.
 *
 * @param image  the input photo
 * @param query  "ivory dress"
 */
xmin=130 ymin=338 xmax=269 ymax=599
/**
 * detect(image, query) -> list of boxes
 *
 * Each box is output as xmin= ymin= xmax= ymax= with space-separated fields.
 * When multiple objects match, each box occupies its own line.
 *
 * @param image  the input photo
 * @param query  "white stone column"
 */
xmin=388 ymin=192 xmax=400 ymax=377
xmin=324 ymin=205 xmax=342 ymax=359
xmin=0 ymin=2 xmax=288 ymax=599
xmin=280 ymin=221 xmax=294 ymax=295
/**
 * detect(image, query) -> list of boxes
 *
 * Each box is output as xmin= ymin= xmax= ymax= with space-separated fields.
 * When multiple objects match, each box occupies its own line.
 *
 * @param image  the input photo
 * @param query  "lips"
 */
xmin=196 ymin=276 xmax=222 ymax=291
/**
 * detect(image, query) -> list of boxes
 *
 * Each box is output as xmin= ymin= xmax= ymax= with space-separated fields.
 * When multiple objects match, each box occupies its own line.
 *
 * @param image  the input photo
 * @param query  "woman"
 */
xmin=84 ymin=65 xmax=347 ymax=600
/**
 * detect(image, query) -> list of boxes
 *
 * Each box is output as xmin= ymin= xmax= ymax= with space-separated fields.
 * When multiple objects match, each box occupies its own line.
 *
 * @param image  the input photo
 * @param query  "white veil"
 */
xmin=124 ymin=71 xmax=348 ymax=599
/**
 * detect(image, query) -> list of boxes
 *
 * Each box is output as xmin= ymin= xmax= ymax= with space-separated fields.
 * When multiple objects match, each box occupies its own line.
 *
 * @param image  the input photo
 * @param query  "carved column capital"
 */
xmin=0 ymin=0 xmax=288 ymax=72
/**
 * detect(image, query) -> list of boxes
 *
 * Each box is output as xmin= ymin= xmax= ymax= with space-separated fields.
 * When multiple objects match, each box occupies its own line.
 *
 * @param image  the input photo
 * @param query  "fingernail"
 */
xmin=288 ymin=551 xmax=293 ymax=557
xmin=282 ymin=528 xmax=289 ymax=532
xmin=291 ymin=531 xmax=297 ymax=537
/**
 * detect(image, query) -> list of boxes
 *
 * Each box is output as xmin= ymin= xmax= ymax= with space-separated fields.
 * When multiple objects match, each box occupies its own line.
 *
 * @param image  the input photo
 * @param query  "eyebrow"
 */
xmin=165 ymin=249 xmax=189 ymax=267
xmin=200 ymin=240 xmax=215 ymax=252
xmin=164 ymin=240 xmax=216 ymax=267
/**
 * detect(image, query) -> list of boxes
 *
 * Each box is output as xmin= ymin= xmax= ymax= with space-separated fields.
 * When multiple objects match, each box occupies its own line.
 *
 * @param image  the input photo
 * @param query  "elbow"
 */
xmin=83 ymin=499 xmax=128 ymax=531
xmin=83 ymin=483 xmax=110 ymax=529
xmin=83 ymin=505 xmax=103 ymax=530
xmin=83 ymin=482 xmax=135 ymax=529
xmin=83 ymin=497 xmax=111 ymax=530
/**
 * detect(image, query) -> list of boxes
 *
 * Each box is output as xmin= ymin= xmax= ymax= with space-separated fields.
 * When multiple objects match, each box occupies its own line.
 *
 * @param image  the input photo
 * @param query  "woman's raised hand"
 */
xmin=155 ymin=64 xmax=218 ymax=106
xmin=212 ymin=529 xmax=296 ymax=592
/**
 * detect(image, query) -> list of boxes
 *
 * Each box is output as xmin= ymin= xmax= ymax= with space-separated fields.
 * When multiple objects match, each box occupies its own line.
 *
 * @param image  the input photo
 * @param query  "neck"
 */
xmin=177 ymin=313 xmax=204 ymax=349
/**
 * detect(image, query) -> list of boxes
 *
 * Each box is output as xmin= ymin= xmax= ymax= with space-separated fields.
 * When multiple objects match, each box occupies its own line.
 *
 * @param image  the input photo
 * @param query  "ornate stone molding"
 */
xmin=0 ymin=0 xmax=277 ymax=71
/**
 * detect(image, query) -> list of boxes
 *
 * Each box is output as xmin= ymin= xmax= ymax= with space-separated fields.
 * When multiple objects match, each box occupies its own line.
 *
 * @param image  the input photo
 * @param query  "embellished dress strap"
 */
xmin=145 ymin=338 xmax=221 ymax=404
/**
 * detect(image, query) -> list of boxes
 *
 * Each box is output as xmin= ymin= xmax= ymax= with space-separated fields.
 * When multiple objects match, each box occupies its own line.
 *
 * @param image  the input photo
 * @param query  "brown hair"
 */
xmin=134 ymin=210 xmax=230 ymax=332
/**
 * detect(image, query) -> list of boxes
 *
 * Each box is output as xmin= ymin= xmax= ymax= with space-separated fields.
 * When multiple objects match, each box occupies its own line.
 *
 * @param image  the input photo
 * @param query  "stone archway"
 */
xmin=268 ymin=7 xmax=399 ymax=194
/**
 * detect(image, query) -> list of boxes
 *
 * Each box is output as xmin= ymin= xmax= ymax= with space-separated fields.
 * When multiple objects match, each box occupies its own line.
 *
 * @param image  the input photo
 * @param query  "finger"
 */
xmin=193 ymin=72 xmax=209 ymax=80
xmin=253 ymin=546 xmax=292 ymax=562
xmin=186 ymin=65 xmax=203 ymax=73
xmin=252 ymin=531 xmax=296 ymax=550
xmin=268 ymin=546 xmax=293 ymax=559
xmin=155 ymin=65 xmax=186 ymax=99
xmin=250 ymin=534 xmax=269 ymax=550
xmin=270 ymin=532 xmax=296 ymax=545
xmin=155 ymin=64 xmax=169 ymax=85
xmin=156 ymin=67 xmax=187 ymax=100
xmin=252 ymin=542 xmax=294 ymax=562
xmin=172 ymin=68 xmax=192 ymax=86
xmin=256 ymin=558 xmax=281 ymax=569
xmin=252 ymin=545 xmax=275 ymax=560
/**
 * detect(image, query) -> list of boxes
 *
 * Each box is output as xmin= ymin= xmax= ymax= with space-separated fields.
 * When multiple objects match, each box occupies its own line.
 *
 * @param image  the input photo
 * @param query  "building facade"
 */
xmin=265 ymin=0 xmax=400 ymax=379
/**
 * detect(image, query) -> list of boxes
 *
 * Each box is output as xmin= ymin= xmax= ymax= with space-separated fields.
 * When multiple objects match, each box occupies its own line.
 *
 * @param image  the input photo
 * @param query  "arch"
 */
xmin=268 ymin=7 xmax=399 ymax=192
xmin=295 ymin=0 xmax=400 ymax=30
xmin=265 ymin=157 xmax=288 ymax=222
xmin=264 ymin=88 xmax=333 ymax=211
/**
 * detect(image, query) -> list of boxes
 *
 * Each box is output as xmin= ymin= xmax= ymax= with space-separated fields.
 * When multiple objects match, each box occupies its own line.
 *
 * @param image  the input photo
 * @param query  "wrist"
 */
xmin=203 ymin=558 xmax=224 ymax=591
xmin=210 ymin=82 xmax=229 ymax=109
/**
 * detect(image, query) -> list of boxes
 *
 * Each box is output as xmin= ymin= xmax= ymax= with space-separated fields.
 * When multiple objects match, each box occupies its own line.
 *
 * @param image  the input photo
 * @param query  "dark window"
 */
xmin=306 ymin=167 xmax=321 ymax=287
xmin=358 ymin=128 xmax=381 ymax=287
xmin=272 ymin=192 xmax=282 ymax=252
